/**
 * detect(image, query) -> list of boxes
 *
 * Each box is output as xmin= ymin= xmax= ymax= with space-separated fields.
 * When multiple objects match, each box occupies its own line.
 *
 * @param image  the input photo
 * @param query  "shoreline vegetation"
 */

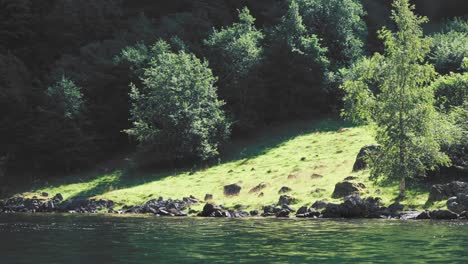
xmin=1 ymin=119 xmax=466 ymax=221
xmin=1 ymin=0 xmax=466 ymax=223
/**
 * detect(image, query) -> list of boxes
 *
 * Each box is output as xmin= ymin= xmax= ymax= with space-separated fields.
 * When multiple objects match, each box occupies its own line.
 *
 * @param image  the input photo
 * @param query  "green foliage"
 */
xmin=122 ymin=41 xmax=230 ymax=163
xmin=28 ymin=77 xmax=94 ymax=172
xmin=263 ymin=0 xmax=329 ymax=118
xmin=204 ymin=8 xmax=265 ymax=130
xmin=430 ymin=18 xmax=468 ymax=74
xmin=341 ymin=0 xmax=449 ymax=197
xmin=445 ymin=101 xmax=467 ymax=167
xmin=432 ymin=72 xmax=468 ymax=111
xmin=46 ymin=77 xmax=84 ymax=119
xmin=297 ymin=0 xmax=367 ymax=67
xmin=205 ymin=8 xmax=264 ymax=81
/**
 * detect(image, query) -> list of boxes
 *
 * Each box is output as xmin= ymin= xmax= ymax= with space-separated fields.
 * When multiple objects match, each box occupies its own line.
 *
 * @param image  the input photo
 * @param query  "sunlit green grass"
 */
xmin=18 ymin=119 xmax=439 ymax=211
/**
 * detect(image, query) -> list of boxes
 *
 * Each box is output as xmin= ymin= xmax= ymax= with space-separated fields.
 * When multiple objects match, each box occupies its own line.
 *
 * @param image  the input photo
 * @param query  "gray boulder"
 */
xmin=332 ymin=181 xmax=366 ymax=198
xmin=430 ymin=210 xmax=458 ymax=220
xmin=428 ymin=181 xmax=468 ymax=202
xmin=352 ymin=145 xmax=381 ymax=171
xmin=224 ymin=184 xmax=242 ymax=196
xmin=446 ymin=190 xmax=468 ymax=214
xmin=278 ymin=195 xmax=295 ymax=206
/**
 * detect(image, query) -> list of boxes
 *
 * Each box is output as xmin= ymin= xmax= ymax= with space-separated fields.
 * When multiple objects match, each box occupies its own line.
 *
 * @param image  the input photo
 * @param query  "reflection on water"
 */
xmin=0 ymin=214 xmax=467 ymax=264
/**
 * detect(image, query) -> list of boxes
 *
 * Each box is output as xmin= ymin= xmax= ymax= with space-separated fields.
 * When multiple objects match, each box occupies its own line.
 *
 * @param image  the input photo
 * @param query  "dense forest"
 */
xmin=0 ymin=0 xmax=466 ymax=187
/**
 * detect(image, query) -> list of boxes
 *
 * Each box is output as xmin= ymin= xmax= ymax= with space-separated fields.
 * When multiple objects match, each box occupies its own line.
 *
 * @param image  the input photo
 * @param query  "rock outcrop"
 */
xmin=446 ymin=190 xmax=468 ymax=214
xmin=352 ymin=145 xmax=381 ymax=171
xmin=428 ymin=181 xmax=468 ymax=202
xmin=322 ymin=195 xmax=382 ymax=218
xmin=332 ymin=181 xmax=366 ymax=198
xmin=224 ymin=184 xmax=242 ymax=196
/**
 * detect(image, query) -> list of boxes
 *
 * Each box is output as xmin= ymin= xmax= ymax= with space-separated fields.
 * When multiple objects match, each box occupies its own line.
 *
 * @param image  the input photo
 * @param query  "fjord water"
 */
xmin=0 ymin=214 xmax=466 ymax=264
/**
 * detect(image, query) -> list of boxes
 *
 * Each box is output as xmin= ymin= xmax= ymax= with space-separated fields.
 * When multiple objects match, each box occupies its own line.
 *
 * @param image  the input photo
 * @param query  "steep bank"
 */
xmin=3 ymin=119 xmax=449 ymax=212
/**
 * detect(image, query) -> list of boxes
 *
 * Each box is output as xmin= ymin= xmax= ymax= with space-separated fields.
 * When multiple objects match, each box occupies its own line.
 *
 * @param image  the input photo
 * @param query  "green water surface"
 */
xmin=0 ymin=214 xmax=466 ymax=264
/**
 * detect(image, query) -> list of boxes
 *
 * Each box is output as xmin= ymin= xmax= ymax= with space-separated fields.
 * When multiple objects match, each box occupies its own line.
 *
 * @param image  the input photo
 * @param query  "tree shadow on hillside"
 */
xmin=8 ymin=117 xmax=359 ymax=201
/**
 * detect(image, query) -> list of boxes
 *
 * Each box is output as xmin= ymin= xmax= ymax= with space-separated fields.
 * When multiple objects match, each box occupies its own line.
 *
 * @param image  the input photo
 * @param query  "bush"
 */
xmin=263 ymin=0 xmax=329 ymax=119
xmin=204 ymin=7 xmax=265 ymax=130
xmin=297 ymin=0 xmax=367 ymax=67
xmin=430 ymin=18 xmax=468 ymax=74
xmin=123 ymin=41 xmax=230 ymax=164
xmin=29 ymin=77 xmax=95 ymax=172
xmin=432 ymin=72 xmax=468 ymax=111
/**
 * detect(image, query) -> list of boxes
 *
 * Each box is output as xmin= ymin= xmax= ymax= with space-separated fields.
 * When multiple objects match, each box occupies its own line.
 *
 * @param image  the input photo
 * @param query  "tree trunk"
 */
xmin=399 ymin=175 xmax=405 ymax=199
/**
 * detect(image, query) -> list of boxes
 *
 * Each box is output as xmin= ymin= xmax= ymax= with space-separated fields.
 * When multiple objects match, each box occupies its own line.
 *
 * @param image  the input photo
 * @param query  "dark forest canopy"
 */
xmin=0 ymin=0 xmax=466 ymax=181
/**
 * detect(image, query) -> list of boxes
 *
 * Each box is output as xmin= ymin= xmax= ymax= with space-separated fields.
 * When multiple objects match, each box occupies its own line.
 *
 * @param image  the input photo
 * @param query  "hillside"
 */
xmin=14 ymin=119 xmax=437 ymax=211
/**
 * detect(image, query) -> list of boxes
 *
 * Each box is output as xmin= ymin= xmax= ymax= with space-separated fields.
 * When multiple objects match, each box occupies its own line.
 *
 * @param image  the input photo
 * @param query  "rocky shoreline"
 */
xmin=1 ymin=181 xmax=467 ymax=221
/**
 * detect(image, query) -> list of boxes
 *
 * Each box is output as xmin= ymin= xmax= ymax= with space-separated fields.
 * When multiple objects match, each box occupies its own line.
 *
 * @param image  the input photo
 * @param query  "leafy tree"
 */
xmin=204 ymin=7 xmax=265 ymax=130
xmin=29 ymin=77 xmax=94 ymax=172
xmin=45 ymin=77 xmax=84 ymax=119
xmin=121 ymin=40 xmax=230 ymax=164
xmin=263 ymin=0 xmax=329 ymax=119
xmin=297 ymin=0 xmax=367 ymax=68
xmin=341 ymin=0 xmax=450 ymax=198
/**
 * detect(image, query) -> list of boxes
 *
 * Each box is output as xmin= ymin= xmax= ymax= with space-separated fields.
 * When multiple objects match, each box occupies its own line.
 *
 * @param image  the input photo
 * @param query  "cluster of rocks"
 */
xmin=352 ymin=145 xmax=381 ymax=172
xmin=260 ymin=195 xmax=296 ymax=217
xmin=2 ymin=179 xmax=466 ymax=220
xmin=1 ymin=194 xmax=114 ymax=214
xmin=119 ymin=196 xmax=199 ymax=216
xmin=428 ymin=181 xmax=468 ymax=216
xmin=197 ymin=203 xmax=249 ymax=218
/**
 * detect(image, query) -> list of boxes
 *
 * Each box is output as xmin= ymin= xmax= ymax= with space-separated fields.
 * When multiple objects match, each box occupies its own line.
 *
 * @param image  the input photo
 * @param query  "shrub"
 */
xmin=430 ymin=18 xmax=468 ymax=74
xmin=123 ymin=41 xmax=230 ymax=163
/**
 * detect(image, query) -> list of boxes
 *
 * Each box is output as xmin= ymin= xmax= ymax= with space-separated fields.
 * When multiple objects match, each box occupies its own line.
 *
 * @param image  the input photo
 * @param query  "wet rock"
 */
xmin=332 ymin=181 xmax=366 ymax=198
xmin=204 ymin=194 xmax=213 ymax=201
xmin=416 ymin=211 xmax=431 ymax=220
xmin=311 ymin=200 xmax=328 ymax=210
xmin=428 ymin=181 xmax=468 ymax=202
xmin=224 ymin=184 xmax=242 ymax=196
xmin=400 ymin=211 xmax=421 ymax=220
xmin=53 ymin=193 xmax=63 ymax=201
xmin=278 ymin=195 xmax=294 ymax=206
xmin=188 ymin=209 xmax=198 ymax=215
xmin=278 ymin=186 xmax=292 ymax=194
xmin=322 ymin=195 xmax=382 ymax=218
xmin=388 ymin=202 xmax=404 ymax=213
xmin=198 ymin=203 xmax=224 ymax=217
xmin=459 ymin=211 xmax=467 ymax=220
xmin=250 ymin=210 xmax=259 ymax=216
xmin=249 ymin=182 xmax=269 ymax=193
xmin=352 ymin=145 xmax=381 ymax=172
xmin=430 ymin=210 xmax=458 ymax=220
xmin=321 ymin=203 xmax=342 ymax=218
xmin=446 ymin=190 xmax=468 ymax=214
xmin=282 ymin=204 xmax=295 ymax=212
xmin=262 ymin=205 xmax=280 ymax=217
xmin=296 ymin=206 xmax=309 ymax=215
xmin=276 ymin=209 xmax=290 ymax=217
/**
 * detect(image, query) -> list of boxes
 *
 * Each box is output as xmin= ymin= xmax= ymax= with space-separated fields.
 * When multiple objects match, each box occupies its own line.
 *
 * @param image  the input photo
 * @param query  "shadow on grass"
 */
xmin=5 ymin=117 xmax=357 ymax=201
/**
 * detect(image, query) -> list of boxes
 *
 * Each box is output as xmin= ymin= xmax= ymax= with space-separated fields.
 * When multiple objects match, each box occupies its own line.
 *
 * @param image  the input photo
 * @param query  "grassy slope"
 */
xmin=18 ymin=119 xmax=438 ymax=211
